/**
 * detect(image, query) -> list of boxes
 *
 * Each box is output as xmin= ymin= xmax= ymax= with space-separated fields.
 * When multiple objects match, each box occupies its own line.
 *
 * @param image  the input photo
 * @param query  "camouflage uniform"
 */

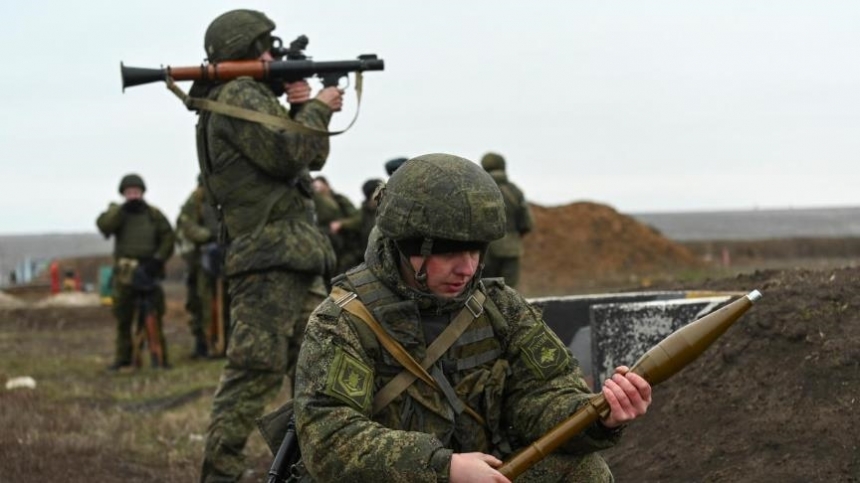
xmin=480 ymin=152 xmax=534 ymax=289
xmin=177 ymin=184 xmax=226 ymax=357
xmin=96 ymin=174 xmax=175 ymax=368
xmin=293 ymin=155 xmax=617 ymax=482
xmin=313 ymin=187 xmax=361 ymax=277
xmin=335 ymin=178 xmax=383 ymax=268
xmin=195 ymin=10 xmax=336 ymax=483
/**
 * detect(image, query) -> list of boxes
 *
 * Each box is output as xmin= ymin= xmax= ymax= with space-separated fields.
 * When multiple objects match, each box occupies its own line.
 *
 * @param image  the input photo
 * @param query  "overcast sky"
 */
xmin=1 ymin=1 xmax=858 ymax=234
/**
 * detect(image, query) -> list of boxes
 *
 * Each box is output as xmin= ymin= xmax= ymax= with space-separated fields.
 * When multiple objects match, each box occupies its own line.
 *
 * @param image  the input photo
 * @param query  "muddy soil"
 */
xmin=604 ymin=266 xmax=860 ymax=482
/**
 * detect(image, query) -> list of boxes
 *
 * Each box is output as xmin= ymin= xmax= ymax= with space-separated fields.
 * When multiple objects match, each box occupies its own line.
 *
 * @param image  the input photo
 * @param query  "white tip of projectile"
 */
xmin=746 ymin=290 xmax=763 ymax=303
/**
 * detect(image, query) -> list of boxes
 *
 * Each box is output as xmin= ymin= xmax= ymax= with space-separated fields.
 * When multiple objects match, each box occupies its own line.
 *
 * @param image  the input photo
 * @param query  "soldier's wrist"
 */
xmin=430 ymin=447 xmax=454 ymax=483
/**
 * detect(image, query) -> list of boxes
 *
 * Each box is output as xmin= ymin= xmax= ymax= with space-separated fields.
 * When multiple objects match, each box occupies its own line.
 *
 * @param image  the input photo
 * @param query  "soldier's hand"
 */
xmin=600 ymin=365 xmax=652 ymax=428
xmin=329 ymin=220 xmax=342 ymax=234
xmin=316 ymin=86 xmax=344 ymax=112
xmin=285 ymin=80 xmax=312 ymax=104
xmin=450 ymin=452 xmax=511 ymax=483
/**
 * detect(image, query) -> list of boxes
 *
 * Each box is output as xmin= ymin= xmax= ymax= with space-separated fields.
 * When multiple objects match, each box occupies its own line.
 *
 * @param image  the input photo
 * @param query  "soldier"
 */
xmin=384 ymin=156 xmax=408 ymax=176
xmin=176 ymin=176 xmax=225 ymax=358
xmin=194 ymin=9 xmax=343 ymax=482
xmin=312 ymin=176 xmax=360 ymax=278
xmin=96 ymin=173 xmax=175 ymax=371
xmin=480 ymin=152 xmax=534 ymax=289
xmin=293 ymin=154 xmax=652 ymax=482
xmin=332 ymin=178 xmax=383 ymax=261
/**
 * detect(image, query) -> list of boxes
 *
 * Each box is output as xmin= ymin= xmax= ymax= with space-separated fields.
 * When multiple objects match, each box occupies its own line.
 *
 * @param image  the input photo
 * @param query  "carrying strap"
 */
xmin=331 ymin=286 xmax=487 ymax=427
xmin=166 ymin=74 xmax=365 ymax=137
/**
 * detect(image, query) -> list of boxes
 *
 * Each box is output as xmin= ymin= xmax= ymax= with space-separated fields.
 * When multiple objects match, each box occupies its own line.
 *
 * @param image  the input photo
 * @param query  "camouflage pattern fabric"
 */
xmin=196 ymin=50 xmax=335 ymax=481
xmin=292 ymin=233 xmax=619 ymax=482
xmin=483 ymin=169 xmax=534 ymax=288
xmin=177 ymin=188 xmax=210 ymax=343
xmin=197 ymin=77 xmax=336 ymax=278
xmin=111 ymin=281 xmax=166 ymax=365
xmin=177 ymin=187 xmax=225 ymax=349
xmin=97 ymin=202 xmax=175 ymax=262
xmin=338 ymin=199 xmax=377 ymax=263
xmin=313 ymin=190 xmax=361 ymax=276
xmin=97 ymin=200 xmax=175 ymax=365
xmin=201 ymin=271 xmax=325 ymax=482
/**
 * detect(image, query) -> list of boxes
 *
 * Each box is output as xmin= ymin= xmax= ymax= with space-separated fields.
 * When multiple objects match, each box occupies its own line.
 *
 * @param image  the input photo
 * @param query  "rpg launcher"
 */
xmin=499 ymin=290 xmax=763 ymax=480
xmin=120 ymin=34 xmax=384 ymax=91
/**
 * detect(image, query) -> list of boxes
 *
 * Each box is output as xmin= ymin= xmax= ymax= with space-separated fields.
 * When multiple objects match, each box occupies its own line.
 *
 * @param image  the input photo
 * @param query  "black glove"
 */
xmin=122 ymin=199 xmax=147 ymax=213
xmin=142 ymin=257 xmax=165 ymax=278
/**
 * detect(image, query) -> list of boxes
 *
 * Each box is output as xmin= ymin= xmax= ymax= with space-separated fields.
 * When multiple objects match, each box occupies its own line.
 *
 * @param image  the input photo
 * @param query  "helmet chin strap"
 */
xmin=396 ymin=238 xmax=434 ymax=292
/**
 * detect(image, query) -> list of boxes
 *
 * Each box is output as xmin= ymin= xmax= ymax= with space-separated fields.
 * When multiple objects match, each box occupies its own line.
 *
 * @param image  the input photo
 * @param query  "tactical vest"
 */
xmin=114 ymin=208 xmax=161 ymax=260
xmin=338 ymin=264 xmax=515 ymax=456
xmin=195 ymin=80 xmax=334 ymax=277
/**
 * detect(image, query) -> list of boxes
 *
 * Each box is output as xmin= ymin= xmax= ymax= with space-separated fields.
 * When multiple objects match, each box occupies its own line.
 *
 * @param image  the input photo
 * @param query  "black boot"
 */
xmin=192 ymin=334 xmax=209 ymax=359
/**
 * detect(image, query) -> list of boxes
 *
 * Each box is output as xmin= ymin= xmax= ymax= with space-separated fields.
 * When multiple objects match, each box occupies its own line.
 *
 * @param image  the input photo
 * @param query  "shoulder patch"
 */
xmin=520 ymin=323 xmax=570 ymax=380
xmin=324 ymin=346 xmax=373 ymax=412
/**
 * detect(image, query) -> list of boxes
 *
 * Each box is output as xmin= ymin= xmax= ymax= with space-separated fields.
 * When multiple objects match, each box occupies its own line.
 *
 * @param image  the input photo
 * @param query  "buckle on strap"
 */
xmin=334 ymin=291 xmax=358 ymax=307
xmin=465 ymin=295 xmax=483 ymax=318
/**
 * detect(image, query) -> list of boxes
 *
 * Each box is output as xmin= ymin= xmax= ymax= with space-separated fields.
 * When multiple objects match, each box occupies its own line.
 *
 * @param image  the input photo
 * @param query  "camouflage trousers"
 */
xmin=294 ymin=452 xmax=612 ymax=482
xmin=111 ymin=281 xmax=166 ymax=365
xmin=516 ymin=452 xmax=613 ymax=482
xmin=200 ymin=270 xmax=325 ymax=483
xmin=185 ymin=257 xmax=204 ymax=339
xmin=483 ymin=255 xmax=522 ymax=288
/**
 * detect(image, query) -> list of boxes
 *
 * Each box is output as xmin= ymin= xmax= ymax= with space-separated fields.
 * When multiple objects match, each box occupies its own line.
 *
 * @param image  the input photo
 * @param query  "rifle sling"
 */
xmin=165 ymin=72 xmax=365 ymax=137
xmin=331 ymin=286 xmax=487 ymax=427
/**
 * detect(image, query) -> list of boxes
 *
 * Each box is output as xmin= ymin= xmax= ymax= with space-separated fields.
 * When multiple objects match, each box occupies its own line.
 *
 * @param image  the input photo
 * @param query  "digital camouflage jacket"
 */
xmin=294 ymin=233 xmax=620 ymax=482
xmin=196 ymin=77 xmax=336 ymax=277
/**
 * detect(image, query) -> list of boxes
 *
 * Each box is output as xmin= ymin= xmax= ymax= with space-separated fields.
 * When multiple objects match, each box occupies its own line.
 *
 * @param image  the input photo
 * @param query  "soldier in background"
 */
xmin=332 ymin=178 xmax=383 ymax=263
xmin=96 ymin=173 xmax=175 ymax=371
xmin=194 ymin=9 xmax=343 ymax=482
xmin=293 ymin=154 xmax=651 ymax=481
xmin=177 ymin=175 xmax=226 ymax=358
xmin=384 ymin=156 xmax=408 ymax=177
xmin=312 ymin=176 xmax=360 ymax=279
xmin=480 ymin=152 xmax=534 ymax=289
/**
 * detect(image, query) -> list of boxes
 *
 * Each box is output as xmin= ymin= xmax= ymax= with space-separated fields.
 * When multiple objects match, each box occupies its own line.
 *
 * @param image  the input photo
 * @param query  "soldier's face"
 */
xmin=122 ymin=187 xmax=143 ymax=201
xmin=404 ymin=250 xmax=480 ymax=299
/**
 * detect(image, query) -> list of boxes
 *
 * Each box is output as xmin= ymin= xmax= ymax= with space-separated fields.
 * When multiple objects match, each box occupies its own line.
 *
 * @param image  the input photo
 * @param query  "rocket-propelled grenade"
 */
xmin=499 ymin=290 xmax=762 ymax=480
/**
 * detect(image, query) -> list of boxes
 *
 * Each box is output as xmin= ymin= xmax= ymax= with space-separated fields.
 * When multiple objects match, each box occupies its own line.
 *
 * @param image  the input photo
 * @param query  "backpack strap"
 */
xmin=331 ymin=286 xmax=487 ymax=427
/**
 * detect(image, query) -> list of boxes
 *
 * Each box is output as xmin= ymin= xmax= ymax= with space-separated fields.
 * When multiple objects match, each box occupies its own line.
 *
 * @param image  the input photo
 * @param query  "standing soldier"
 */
xmin=193 ymin=9 xmax=343 ymax=482
xmin=176 ymin=175 xmax=225 ymax=358
xmin=332 ymin=178 xmax=383 ymax=263
xmin=96 ymin=173 xmax=175 ymax=370
xmin=312 ymin=176 xmax=360 ymax=279
xmin=480 ymin=152 xmax=534 ymax=289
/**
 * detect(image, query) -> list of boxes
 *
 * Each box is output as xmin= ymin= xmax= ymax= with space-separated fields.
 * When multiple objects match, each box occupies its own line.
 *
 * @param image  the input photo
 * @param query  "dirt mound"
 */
xmin=605 ymin=266 xmax=860 ymax=482
xmin=519 ymin=202 xmax=701 ymax=295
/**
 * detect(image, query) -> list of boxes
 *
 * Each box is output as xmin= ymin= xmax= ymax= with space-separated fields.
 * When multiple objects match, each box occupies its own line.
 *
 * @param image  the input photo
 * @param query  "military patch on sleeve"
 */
xmin=520 ymin=324 xmax=570 ymax=380
xmin=324 ymin=346 xmax=374 ymax=412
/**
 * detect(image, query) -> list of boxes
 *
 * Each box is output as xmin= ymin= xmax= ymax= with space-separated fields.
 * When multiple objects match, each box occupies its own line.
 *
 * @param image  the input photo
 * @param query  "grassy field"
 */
xmin=0 ymin=291 xmax=288 ymax=482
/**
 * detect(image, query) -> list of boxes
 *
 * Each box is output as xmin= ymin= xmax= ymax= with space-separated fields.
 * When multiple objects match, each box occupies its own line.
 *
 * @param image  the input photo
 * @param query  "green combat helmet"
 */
xmin=376 ymin=153 xmax=506 ymax=247
xmin=480 ymin=152 xmax=506 ymax=172
xmin=204 ymin=9 xmax=276 ymax=62
xmin=118 ymin=174 xmax=146 ymax=194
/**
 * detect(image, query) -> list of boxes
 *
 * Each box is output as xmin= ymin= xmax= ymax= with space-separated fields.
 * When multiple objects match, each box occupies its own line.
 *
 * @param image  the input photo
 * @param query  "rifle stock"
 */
xmin=499 ymin=290 xmax=762 ymax=480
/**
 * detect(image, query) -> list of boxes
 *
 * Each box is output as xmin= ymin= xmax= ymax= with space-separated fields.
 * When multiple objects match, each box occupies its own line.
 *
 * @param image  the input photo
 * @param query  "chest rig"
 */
xmin=335 ymin=264 xmax=513 ymax=453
